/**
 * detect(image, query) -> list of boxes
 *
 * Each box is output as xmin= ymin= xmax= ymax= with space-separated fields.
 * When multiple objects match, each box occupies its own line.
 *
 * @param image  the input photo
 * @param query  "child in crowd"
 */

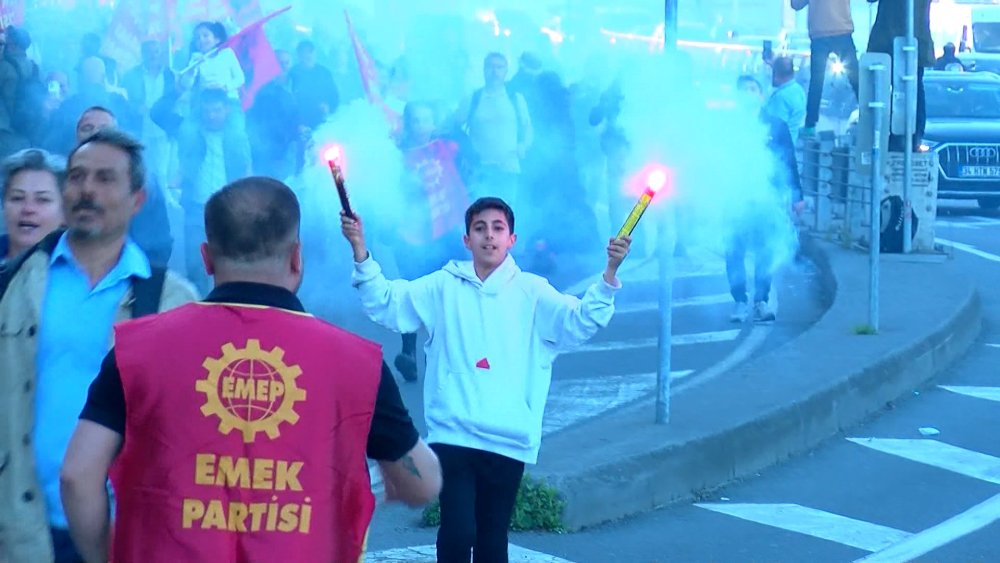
xmin=341 ymin=197 xmax=629 ymax=563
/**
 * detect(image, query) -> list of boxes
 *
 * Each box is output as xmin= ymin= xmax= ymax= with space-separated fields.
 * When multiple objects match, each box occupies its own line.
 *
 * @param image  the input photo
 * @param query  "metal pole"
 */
xmin=656 ymin=0 xmax=678 ymax=425
xmin=902 ymin=0 xmax=917 ymax=253
xmin=869 ymin=64 xmax=886 ymax=332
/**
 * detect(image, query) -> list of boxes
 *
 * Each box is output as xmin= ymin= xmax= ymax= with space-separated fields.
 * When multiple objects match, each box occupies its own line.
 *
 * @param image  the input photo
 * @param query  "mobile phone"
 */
xmin=763 ymin=40 xmax=774 ymax=61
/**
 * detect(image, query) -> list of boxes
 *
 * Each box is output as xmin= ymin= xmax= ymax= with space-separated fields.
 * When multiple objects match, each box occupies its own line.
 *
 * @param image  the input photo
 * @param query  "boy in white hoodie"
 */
xmin=341 ymin=197 xmax=630 ymax=563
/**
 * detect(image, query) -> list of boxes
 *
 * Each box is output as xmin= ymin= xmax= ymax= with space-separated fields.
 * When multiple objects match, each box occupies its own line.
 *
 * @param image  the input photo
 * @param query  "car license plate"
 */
xmin=961 ymin=166 xmax=1000 ymax=178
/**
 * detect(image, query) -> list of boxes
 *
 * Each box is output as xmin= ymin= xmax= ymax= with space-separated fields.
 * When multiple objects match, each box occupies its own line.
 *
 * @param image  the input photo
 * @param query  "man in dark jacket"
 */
xmin=152 ymin=86 xmax=252 ymax=294
xmin=867 ymin=0 xmax=934 ymax=151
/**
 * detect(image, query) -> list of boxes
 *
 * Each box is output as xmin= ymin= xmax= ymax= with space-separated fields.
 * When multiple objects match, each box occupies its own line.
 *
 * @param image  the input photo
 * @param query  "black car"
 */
xmin=924 ymin=70 xmax=1000 ymax=209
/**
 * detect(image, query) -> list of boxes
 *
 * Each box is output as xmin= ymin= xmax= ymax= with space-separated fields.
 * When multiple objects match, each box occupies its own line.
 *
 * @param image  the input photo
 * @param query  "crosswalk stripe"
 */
xmin=615 ymin=293 xmax=732 ymax=314
xmin=542 ymin=371 xmax=693 ymax=435
xmin=366 ymin=544 xmax=575 ymax=562
xmin=847 ymin=438 xmax=1000 ymax=484
xmin=578 ymin=330 xmax=740 ymax=352
xmin=696 ymin=503 xmax=912 ymax=552
xmin=855 ymin=492 xmax=1000 ymax=563
xmin=940 ymin=385 xmax=1000 ymax=404
xmin=936 ymin=238 xmax=1000 ymax=264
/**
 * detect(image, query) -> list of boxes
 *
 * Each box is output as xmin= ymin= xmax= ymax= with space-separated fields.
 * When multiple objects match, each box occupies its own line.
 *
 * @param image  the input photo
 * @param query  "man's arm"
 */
xmin=772 ymin=119 xmax=804 ymax=203
xmin=367 ymin=361 xmax=441 ymax=506
xmin=514 ymin=92 xmax=534 ymax=156
xmin=341 ymin=212 xmax=437 ymax=334
xmin=60 ymin=421 xmax=121 ymax=563
xmin=378 ymin=441 xmax=442 ymax=507
xmin=791 ymin=0 xmax=809 ymax=11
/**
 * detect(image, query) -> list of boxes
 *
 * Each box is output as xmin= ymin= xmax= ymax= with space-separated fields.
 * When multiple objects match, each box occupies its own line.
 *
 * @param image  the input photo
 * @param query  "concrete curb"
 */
xmin=532 ymin=236 xmax=982 ymax=531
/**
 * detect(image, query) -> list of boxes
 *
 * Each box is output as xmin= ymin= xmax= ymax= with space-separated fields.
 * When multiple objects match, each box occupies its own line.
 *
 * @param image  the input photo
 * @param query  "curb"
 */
xmin=532 ymin=237 xmax=982 ymax=531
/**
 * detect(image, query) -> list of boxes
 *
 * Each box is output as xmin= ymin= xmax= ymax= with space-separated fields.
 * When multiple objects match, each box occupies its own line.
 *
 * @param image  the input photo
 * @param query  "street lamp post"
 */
xmin=656 ymin=0 xmax=679 ymax=425
xmin=901 ymin=0 xmax=917 ymax=253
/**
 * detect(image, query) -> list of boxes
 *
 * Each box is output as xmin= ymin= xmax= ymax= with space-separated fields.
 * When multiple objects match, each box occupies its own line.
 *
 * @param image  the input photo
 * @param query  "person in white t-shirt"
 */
xmin=182 ymin=22 xmax=245 ymax=102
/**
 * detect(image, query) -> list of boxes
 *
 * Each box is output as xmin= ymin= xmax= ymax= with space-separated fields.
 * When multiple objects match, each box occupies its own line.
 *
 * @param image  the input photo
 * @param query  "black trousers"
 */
xmin=806 ymin=33 xmax=860 ymax=128
xmin=431 ymin=444 xmax=526 ymax=563
xmin=51 ymin=528 xmax=84 ymax=563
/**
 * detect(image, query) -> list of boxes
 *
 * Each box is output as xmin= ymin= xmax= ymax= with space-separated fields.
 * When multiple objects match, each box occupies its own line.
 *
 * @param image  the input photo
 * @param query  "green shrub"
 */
xmin=421 ymin=474 xmax=565 ymax=532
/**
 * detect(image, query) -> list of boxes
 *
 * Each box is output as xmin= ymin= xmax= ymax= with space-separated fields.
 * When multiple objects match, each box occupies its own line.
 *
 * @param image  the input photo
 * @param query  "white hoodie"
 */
xmin=352 ymin=253 xmax=619 ymax=464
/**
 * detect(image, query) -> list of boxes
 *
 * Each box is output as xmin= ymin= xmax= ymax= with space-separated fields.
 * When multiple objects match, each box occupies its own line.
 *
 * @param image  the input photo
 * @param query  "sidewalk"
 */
xmin=533 ymin=236 xmax=981 ymax=530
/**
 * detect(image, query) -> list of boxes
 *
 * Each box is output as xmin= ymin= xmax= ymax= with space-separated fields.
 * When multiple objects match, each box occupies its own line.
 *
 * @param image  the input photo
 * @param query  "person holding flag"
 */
xmin=181 ymin=22 xmax=245 ymax=103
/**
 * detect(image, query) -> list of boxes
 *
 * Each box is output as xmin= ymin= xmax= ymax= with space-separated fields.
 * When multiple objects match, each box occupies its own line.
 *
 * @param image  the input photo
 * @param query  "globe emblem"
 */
xmin=198 ymin=340 xmax=306 ymax=443
xmin=219 ymin=357 xmax=285 ymax=423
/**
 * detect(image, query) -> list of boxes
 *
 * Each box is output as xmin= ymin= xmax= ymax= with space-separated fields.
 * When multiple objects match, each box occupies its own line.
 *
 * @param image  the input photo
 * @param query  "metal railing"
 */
xmin=798 ymin=135 xmax=878 ymax=250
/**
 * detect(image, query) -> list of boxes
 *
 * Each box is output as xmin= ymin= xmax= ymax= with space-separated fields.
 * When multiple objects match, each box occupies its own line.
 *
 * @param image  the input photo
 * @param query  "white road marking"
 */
xmin=985 ymin=343 xmax=1000 ymax=349
xmin=542 ymin=371 xmax=693 ymax=434
xmin=366 ymin=544 xmax=575 ymax=562
xmin=855 ymin=493 xmax=1000 ymax=563
xmin=936 ymin=237 xmax=1000 ymax=263
xmin=940 ymin=385 xmax=1000 ymax=404
xmin=696 ymin=503 xmax=912 ymax=552
xmin=847 ymin=438 xmax=1000 ymax=484
xmin=615 ymin=293 xmax=732 ymax=314
xmin=577 ymin=330 xmax=741 ymax=352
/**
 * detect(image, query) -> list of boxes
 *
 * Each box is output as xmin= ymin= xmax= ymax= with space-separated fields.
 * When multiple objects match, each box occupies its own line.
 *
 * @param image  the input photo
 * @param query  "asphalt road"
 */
xmin=486 ymin=202 xmax=1000 ymax=563
xmin=363 ymin=241 xmax=827 ymax=558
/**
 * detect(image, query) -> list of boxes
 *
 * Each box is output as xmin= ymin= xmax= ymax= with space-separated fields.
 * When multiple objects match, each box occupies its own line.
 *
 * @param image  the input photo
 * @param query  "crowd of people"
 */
xmin=0 ymin=10 xmax=818 ymax=563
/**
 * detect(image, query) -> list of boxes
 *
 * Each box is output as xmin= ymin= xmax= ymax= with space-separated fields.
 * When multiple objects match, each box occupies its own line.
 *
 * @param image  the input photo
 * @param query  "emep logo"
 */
xmin=967 ymin=146 xmax=999 ymax=161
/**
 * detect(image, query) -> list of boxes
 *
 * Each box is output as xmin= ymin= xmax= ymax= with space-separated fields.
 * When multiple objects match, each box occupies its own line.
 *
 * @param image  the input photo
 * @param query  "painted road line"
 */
xmin=615 ymin=293 xmax=732 ymax=314
xmin=986 ymin=343 xmax=1000 ymax=349
xmin=855 ymin=492 xmax=1000 ymax=563
xmin=847 ymin=438 xmax=1000 ymax=485
xmin=936 ymin=238 xmax=1000 ymax=264
xmin=367 ymin=544 xmax=574 ymax=562
xmin=542 ymin=371 xmax=694 ymax=435
xmin=578 ymin=330 xmax=741 ymax=353
xmin=696 ymin=503 xmax=912 ymax=552
xmin=940 ymin=385 xmax=1000 ymax=404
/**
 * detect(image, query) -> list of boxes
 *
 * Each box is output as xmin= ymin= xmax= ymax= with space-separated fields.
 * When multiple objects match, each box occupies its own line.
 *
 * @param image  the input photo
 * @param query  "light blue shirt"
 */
xmin=34 ymin=232 xmax=150 ymax=528
xmin=765 ymin=80 xmax=807 ymax=141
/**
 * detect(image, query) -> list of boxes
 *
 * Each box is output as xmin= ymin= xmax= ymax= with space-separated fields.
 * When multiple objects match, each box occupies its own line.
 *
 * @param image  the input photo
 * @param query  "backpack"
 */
xmin=0 ymin=230 xmax=166 ymax=318
xmin=453 ymin=85 xmax=525 ymax=182
xmin=9 ymin=58 xmax=47 ymax=144
xmin=879 ymin=195 xmax=919 ymax=253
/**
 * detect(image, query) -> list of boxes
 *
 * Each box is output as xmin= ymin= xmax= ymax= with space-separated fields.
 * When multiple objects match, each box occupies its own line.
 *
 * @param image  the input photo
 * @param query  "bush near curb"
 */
xmin=421 ymin=474 xmax=565 ymax=532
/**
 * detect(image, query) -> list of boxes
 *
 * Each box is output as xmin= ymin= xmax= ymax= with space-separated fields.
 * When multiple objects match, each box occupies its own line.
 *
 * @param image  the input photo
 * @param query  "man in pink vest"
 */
xmin=58 ymin=176 xmax=442 ymax=563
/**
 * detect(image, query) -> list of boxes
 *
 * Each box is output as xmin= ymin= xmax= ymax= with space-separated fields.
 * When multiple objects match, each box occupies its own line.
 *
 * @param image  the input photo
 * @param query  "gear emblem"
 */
xmin=196 ymin=339 xmax=307 ymax=443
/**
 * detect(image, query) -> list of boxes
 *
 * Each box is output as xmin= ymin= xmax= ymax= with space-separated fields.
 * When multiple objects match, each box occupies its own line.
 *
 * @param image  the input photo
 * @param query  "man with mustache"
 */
xmin=0 ymin=128 xmax=196 ymax=563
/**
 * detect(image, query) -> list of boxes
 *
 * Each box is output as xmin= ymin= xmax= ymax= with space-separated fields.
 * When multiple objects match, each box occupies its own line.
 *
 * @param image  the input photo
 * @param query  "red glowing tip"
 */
xmin=647 ymin=169 xmax=668 ymax=193
xmin=323 ymin=146 xmax=342 ymax=163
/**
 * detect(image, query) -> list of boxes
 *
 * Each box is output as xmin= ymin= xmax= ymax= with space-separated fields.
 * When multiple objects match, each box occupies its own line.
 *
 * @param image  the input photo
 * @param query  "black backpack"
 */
xmin=9 ymin=58 xmax=47 ymax=144
xmin=0 ymin=230 xmax=166 ymax=318
xmin=879 ymin=195 xmax=919 ymax=253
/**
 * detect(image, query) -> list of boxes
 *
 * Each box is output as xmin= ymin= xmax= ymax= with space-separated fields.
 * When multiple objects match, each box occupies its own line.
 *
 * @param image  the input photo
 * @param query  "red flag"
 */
xmin=0 ymin=0 xmax=25 ymax=30
xmin=219 ymin=5 xmax=289 ymax=110
xmin=103 ymin=0 xmax=177 ymax=71
xmin=344 ymin=10 xmax=401 ymax=132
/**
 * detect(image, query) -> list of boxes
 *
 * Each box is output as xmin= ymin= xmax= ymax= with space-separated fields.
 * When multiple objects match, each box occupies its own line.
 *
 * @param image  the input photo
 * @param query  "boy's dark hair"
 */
xmin=205 ymin=176 xmax=300 ymax=264
xmin=465 ymin=197 xmax=515 ymax=234
xmin=70 ymin=128 xmax=146 ymax=193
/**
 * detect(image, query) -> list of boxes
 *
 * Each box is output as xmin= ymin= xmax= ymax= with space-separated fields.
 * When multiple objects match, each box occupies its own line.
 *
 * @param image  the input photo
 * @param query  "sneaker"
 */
xmin=730 ymin=302 xmax=750 ymax=323
xmin=753 ymin=301 xmax=776 ymax=323
xmin=394 ymin=352 xmax=418 ymax=382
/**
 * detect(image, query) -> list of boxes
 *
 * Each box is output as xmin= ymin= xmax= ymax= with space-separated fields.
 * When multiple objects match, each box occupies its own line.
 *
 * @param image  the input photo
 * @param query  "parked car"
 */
xmin=923 ymin=70 xmax=1000 ymax=209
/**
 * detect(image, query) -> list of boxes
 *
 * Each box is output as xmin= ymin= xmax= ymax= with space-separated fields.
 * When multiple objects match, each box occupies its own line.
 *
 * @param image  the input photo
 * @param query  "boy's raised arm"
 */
xmin=341 ymin=212 xmax=435 ymax=334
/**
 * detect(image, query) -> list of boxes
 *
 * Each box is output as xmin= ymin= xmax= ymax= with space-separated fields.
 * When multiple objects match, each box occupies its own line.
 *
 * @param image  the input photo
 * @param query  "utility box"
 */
xmin=880 ymin=151 xmax=939 ymax=252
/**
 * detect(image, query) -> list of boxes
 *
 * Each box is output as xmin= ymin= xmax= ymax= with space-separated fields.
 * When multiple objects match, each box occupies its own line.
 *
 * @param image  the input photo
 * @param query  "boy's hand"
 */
xmin=604 ymin=236 xmax=631 ymax=284
xmin=340 ymin=211 xmax=370 ymax=263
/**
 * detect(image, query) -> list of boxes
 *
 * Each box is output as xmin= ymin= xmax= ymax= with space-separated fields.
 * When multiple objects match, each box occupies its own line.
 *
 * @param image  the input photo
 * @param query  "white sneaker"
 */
xmin=753 ymin=301 xmax=776 ymax=323
xmin=730 ymin=302 xmax=750 ymax=323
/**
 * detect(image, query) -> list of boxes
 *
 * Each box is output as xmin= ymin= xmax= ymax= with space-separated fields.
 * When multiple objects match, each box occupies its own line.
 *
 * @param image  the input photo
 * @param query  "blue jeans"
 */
xmin=726 ymin=231 xmax=774 ymax=304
